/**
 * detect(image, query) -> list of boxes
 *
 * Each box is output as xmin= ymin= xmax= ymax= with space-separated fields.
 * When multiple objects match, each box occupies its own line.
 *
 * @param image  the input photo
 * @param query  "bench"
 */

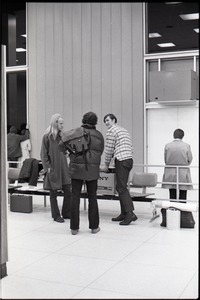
xmin=8 ymin=169 xmax=158 ymax=220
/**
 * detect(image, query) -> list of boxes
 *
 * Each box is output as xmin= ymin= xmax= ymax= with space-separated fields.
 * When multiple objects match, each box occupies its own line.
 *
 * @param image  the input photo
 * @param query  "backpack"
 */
xmin=59 ymin=127 xmax=91 ymax=169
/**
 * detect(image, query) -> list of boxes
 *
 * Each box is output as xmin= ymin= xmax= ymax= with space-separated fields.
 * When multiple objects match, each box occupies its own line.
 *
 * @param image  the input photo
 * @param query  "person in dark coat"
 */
xmin=60 ymin=111 xmax=104 ymax=235
xmin=40 ymin=113 xmax=72 ymax=223
xmin=7 ymin=125 xmax=30 ymax=167
xmin=162 ymin=128 xmax=193 ymax=201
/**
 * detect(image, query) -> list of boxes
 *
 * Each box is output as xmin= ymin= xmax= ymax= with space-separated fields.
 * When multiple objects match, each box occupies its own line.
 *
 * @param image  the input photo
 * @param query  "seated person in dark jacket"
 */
xmin=59 ymin=111 xmax=104 ymax=235
xmin=7 ymin=125 xmax=30 ymax=168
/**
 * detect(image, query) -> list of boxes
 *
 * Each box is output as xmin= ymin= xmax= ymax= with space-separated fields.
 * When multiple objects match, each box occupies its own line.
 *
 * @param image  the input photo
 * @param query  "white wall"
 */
xmin=146 ymin=105 xmax=199 ymax=201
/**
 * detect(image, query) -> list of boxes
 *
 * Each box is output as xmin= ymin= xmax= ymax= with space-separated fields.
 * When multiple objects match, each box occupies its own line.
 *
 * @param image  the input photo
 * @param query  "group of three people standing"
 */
xmin=40 ymin=111 xmax=138 ymax=235
xmin=40 ymin=111 xmax=193 ymax=235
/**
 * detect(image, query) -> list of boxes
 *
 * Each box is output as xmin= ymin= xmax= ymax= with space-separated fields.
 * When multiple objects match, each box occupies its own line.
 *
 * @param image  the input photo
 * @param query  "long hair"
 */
xmin=45 ymin=113 xmax=62 ymax=140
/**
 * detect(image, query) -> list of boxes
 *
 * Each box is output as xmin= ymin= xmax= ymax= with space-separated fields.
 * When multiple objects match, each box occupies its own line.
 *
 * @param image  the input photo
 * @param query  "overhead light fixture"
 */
xmin=16 ymin=48 xmax=26 ymax=52
xmin=180 ymin=13 xmax=199 ymax=20
xmin=165 ymin=2 xmax=182 ymax=4
xmin=157 ymin=43 xmax=175 ymax=48
xmin=149 ymin=33 xmax=161 ymax=38
xmin=194 ymin=28 xmax=199 ymax=33
xmin=21 ymin=34 xmax=27 ymax=38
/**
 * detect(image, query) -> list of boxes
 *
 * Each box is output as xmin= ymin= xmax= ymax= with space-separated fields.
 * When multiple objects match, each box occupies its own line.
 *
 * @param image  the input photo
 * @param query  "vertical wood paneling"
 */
xmin=101 ymin=3 xmax=112 ymax=135
xmin=63 ymin=3 xmax=73 ymax=130
xmin=91 ymin=3 xmax=101 ymax=116
xmin=28 ymin=2 xmax=144 ymax=163
xmin=54 ymin=3 xmax=64 ymax=114
xmin=131 ymin=3 xmax=144 ymax=164
xmin=36 ymin=3 xmax=46 ymax=153
xmin=121 ymin=3 xmax=133 ymax=135
xmin=44 ymin=3 xmax=54 ymax=121
xmin=111 ymin=3 xmax=122 ymax=122
xmin=81 ymin=3 xmax=92 ymax=113
xmin=27 ymin=3 xmax=38 ymax=156
xmin=72 ymin=3 xmax=82 ymax=127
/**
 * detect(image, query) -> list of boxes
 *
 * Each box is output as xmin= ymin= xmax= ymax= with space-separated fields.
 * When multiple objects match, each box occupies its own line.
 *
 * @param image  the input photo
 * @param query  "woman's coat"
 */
xmin=40 ymin=133 xmax=71 ymax=190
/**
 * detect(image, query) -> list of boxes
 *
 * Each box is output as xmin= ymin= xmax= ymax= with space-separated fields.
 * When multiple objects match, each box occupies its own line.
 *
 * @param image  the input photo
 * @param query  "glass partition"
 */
xmin=147 ymin=2 xmax=199 ymax=54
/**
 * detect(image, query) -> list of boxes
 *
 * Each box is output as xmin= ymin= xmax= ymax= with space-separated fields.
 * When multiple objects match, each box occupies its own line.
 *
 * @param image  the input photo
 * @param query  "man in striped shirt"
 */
xmin=102 ymin=113 xmax=138 ymax=225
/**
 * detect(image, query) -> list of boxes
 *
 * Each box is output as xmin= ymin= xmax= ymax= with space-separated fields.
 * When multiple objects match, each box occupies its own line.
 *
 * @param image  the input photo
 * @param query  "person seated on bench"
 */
xmin=101 ymin=113 xmax=138 ymax=225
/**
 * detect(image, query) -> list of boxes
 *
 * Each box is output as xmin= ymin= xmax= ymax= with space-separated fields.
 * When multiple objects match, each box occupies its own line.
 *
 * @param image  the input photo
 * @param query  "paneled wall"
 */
xmin=27 ymin=2 xmax=144 ymax=163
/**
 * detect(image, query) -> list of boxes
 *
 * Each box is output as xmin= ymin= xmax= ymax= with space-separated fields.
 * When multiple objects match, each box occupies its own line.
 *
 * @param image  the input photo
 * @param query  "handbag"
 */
xmin=160 ymin=207 xmax=195 ymax=228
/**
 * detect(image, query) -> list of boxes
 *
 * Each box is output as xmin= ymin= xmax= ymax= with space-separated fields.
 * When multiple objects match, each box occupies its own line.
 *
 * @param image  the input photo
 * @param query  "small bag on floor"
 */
xmin=10 ymin=195 xmax=33 ymax=213
xmin=160 ymin=208 xmax=195 ymax=229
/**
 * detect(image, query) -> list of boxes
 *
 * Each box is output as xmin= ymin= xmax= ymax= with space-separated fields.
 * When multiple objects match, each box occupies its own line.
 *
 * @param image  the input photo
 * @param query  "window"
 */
xmin=1 ymin=1 xmax=27 ymax=130
xmin=147 ymin=2 xmax=199 ymax=54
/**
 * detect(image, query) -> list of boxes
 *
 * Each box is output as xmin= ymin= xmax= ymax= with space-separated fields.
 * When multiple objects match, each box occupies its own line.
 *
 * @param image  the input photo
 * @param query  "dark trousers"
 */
xmin=50 ymin=184 xmax=72 ymax=219
xmin=169 ymin=188 xmax=187 ymax=203
xmin=115 ymin=158 xmax=134 ymax=214
xmin=70 ymin=179 xmax=99 ymax=230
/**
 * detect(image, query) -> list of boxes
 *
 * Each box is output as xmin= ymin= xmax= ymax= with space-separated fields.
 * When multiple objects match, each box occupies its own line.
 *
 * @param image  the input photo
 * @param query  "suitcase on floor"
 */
xmin=160 ymin=208 xmax=195 ymax=228
xmin=10 ymin=195 xmax=33 ymax=213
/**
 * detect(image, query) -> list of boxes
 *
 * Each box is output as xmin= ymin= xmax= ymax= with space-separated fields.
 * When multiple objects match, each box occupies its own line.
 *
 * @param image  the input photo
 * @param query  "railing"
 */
xmin=131 ymin=163 xmax=199 ymax=203
xmin=7 ymin=161 xmax=23 ymax=167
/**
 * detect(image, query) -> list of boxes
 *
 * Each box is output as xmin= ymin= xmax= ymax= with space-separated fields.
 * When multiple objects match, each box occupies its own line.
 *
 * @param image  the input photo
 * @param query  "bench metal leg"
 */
xmin=44 ymin=195 xmax=46 ymax=207
xmin=84 ymin=198 xmax=87 ymax=210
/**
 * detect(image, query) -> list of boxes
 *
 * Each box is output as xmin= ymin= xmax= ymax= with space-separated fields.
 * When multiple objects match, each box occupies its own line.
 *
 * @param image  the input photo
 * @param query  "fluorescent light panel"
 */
xmin=180 ymin=13 xmax=199 ymax=20
xmin=149 ymin=33 xmax=162 ymax=38
xmin=16 ymin=48 xmax=26 ymax=52
xmin=157 ymin=43 xmax=175 ymax=48
xmin=165 ymin=2 xmax=182 ymax=4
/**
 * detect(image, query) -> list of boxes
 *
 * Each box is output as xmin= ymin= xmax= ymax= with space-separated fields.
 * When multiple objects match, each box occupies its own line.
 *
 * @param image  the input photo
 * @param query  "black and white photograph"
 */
xmin=0 ymin=2 xmax=199 ymax=299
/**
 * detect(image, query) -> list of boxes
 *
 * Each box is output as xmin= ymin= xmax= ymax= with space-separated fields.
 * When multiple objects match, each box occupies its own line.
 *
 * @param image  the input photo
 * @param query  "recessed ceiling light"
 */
xmin=180 ymin=13 xmax=199 ymax=20
xmin=194 ymin=28 xmax=199 ymax=33
xmin=149 ymin=33 xmax=162 ymax=38
xmin=16 ymin=48 xmax=26 ymax=52
xmin=157 ymin=43 xmax=175 ymax=47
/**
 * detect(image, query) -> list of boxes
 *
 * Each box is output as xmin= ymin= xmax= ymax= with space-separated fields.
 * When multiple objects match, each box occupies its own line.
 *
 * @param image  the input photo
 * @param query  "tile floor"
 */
xmin=1 ymin=196 xmax=199 ymax=299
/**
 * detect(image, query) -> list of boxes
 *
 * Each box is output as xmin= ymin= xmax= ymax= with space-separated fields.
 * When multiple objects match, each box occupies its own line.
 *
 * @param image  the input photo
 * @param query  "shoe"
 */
xmin=71 ymin=229 xmax=78 ymax=235
xmin=160 ymin=222 xmax=166 ymax=227
xmin=54 ymin=216 xmax=65 ymax=223
xmin=119 ymin=212 xmax=138 ymax=225
xmin=111 ymin=213 xmax=125 ymax=222
xmin=91 ymin=227 xmax=100 ymax=234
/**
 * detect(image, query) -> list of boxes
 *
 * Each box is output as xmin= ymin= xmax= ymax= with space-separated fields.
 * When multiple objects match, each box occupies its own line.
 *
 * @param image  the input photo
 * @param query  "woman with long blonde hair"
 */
xmin=40 ymin=113 xmax=71 ymax=222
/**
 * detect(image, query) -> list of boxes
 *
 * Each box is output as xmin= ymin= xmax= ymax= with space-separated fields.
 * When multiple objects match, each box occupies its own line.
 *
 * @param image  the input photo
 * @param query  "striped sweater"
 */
xmin=104 ymin=124 xmax=133 ymax=166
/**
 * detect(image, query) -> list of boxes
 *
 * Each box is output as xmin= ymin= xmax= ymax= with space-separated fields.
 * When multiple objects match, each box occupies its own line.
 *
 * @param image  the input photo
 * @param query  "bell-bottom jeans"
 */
xmin=50 ymin=184 xmax=72 ymax=219
xmin=70 ymin=179 xmax=99 ymax=230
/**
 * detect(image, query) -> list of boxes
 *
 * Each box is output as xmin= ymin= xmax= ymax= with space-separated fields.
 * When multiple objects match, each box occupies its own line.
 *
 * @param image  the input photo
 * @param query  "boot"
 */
xmin=112 ymin=213 xmax=125 ymax=222
xmin=119 ymin=211 xmax=138 ymax=225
